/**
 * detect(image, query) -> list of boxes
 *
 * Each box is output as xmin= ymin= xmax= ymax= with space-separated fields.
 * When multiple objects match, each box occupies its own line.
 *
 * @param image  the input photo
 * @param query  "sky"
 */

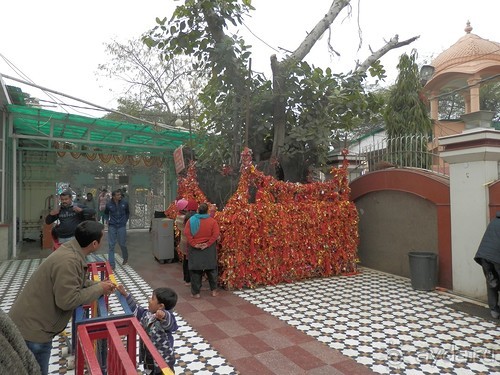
xmin=0 ymin=0 xmax=498 ymax=119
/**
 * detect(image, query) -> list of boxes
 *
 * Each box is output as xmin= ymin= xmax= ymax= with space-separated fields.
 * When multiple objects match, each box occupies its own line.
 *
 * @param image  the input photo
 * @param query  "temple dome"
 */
xmin=423 ymin=22 xmax=500 ymax=121
xmin=431 ymin=22 xmax=500 ymax=76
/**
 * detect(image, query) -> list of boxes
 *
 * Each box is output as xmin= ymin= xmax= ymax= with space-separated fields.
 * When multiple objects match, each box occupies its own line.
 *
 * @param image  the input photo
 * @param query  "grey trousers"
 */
xmin=480 ymin=258 xmax=500 ymax=312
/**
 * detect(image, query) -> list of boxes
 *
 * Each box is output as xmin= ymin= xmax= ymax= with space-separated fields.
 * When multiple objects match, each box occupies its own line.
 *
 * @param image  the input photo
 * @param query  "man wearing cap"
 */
xmin=45 ymin=190 xmax=96 ymax=247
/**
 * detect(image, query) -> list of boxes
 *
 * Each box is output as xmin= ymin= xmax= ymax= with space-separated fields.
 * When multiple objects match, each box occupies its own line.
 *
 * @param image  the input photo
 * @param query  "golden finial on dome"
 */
xmin=464 ymin=21 xmax=472 ymax=34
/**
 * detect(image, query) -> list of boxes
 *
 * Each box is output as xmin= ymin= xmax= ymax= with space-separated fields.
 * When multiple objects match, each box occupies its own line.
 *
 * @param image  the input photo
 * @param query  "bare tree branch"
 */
xmin=288 ymin=0 xmax=351 ymax=64
xmin=355 ymin=35 xmax=420 ymax=74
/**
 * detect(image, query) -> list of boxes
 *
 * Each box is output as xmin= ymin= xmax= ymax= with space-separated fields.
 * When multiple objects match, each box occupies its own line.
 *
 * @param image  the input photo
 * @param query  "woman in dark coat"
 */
xmin=474 ymin=212 xmax=500 ymax=319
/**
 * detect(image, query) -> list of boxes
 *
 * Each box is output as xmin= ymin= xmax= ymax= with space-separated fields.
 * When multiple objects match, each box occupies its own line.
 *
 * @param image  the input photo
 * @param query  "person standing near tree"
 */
xmin=105 ymin=189 xmax=130 ymax=268
xmin=8 ymin=221 xmax=116 ymax=375
xmin=175 ymin=199 xmax=198 ymax=286
xmin=184 ymin=202 xmax=220 ymax=299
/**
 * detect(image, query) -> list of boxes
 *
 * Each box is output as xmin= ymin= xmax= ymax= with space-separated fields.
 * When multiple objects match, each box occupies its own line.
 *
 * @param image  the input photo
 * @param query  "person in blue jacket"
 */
xmin=104 ymin=189 xmax=130 ymax=268
xmin=474 ymin=212 xmax=500 ymax=319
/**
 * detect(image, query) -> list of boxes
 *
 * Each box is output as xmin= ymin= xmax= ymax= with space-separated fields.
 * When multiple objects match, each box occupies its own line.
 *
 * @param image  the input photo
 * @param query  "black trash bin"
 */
xmin=408 ymin=251 xmax=438 ymax=291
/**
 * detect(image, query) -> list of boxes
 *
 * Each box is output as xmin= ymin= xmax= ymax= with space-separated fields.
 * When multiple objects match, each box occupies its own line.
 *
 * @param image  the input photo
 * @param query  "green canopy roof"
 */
xmin=7 ymin=104 xmax=189 ymax=156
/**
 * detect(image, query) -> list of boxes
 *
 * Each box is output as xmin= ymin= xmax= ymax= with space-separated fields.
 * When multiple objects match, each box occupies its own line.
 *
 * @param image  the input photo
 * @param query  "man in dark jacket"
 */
xmin=45 ymin=190 xmax=95 ymax=245
xmin=474 ymin=212 xmax=500 ymax=319
xmin=104 ymin=189 xmax=130 ymax=268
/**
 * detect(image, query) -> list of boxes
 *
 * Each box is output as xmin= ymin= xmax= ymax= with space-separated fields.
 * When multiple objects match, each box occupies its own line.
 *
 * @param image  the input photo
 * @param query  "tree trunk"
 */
xmin=202 ymin=5 xmax=247 ymax=168
xmin=270 ymin=55 xmax=287 ymax=165
xmin=231 ymin=95 xmax=241 ymax=170
xmin=269 ymin=0 xmax=352 ymax=169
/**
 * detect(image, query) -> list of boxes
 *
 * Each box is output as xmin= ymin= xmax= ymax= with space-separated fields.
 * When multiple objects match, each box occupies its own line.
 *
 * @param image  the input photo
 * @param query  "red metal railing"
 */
xmin=72 ymin=261 xmax=126 ymax=356
xmin=72 ymin=260 xmax=173 ymax=374
xmin=76 ymin=317 xmax=173 ymax=375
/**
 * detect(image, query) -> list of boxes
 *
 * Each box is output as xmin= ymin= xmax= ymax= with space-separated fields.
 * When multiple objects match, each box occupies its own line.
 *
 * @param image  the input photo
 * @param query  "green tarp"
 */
xmin=7 ymin=104 xmax=190 ymax=156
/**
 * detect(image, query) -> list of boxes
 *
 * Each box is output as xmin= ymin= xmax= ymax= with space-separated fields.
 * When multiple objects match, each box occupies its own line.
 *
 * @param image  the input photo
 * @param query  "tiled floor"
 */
xmin=235 ymin=271 xmax=500 ymax=374
xmin=4 ymin=230 xmax=500 ymax=374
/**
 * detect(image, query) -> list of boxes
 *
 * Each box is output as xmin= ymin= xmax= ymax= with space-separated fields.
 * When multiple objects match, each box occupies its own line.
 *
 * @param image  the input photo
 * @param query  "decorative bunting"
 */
xmin=113 ymin=154 xmax=127 ymax=164
xmin=98 ymin=153 xmax=112 ymax=163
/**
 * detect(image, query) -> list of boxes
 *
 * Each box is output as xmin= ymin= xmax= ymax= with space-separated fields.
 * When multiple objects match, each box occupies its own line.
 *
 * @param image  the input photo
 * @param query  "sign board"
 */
xmin=173 ymin=146 xmax=185 ymax=174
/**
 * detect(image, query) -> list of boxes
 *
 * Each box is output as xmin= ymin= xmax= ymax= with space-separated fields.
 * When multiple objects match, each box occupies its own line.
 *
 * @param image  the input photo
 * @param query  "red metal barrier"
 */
xmin=87 ymin=260 xmax=116 ymax=287
xmin=86 ymin=261 xmax=116 ymax=314
xmin=76 ymin=317 xmax=174 ymax=375
xmin=72 ymin=261 xmax=121 ymax=355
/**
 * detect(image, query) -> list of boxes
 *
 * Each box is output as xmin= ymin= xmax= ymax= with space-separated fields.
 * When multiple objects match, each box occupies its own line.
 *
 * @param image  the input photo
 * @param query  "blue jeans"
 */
xmin=26 ymin=340 xmax=52 ymax=375
xmin=108 ymin=225 xmax=128 ymax=268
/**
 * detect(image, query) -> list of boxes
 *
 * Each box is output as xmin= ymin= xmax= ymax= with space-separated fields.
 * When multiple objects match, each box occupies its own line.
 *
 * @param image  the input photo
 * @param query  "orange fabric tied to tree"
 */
xmin=164 ymin=161 xmax=211 ymax=219
xmin=216 ymin=147 xmax=359 ymax=289
xmin=167 ymin=149 xmax=359 ymax=289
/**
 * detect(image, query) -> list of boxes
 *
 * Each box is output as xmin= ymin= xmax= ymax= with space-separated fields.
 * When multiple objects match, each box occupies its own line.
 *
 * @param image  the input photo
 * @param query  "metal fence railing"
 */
xmin=358 ymin=134 xmax=449 ymax=176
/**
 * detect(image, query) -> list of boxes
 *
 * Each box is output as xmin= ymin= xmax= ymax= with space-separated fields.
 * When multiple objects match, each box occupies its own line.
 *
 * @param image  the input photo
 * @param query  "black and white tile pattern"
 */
xmin=234 ymin=268 xmax=500 ymax=375
xmin=0 ymin=256 xmax=238 ymax=375
xmin=2 ymin=257 xmax=499 ymax=375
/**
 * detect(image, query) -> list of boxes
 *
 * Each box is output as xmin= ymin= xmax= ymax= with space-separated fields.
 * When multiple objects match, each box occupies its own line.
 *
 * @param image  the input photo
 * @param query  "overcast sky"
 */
xmin=0 ymin=0 xmax=498 ymax=118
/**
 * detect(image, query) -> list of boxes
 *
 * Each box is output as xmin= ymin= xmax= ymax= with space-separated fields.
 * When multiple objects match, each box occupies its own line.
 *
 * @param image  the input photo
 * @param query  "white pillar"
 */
xmin=440 ymin=127 xmax=500 ymax=300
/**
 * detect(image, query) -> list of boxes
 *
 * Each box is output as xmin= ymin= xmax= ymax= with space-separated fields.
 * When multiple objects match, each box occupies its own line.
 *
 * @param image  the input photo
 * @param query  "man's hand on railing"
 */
xmin=100 ymin=280 xmax=116 ymax=295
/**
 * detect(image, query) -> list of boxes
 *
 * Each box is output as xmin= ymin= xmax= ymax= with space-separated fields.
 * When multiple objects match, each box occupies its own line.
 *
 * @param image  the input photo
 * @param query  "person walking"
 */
xmin=184 ymin=202 xmax=220 ymax=299
xmin=104 ymin=189 xmax=130 ymax=268
xmin=8 ymin=221 xmax=116 ymax=375
xmin=45 ymin=189 xmax=95 ymax=247
xmin=474 ymin=212 xmax=500 ymax=319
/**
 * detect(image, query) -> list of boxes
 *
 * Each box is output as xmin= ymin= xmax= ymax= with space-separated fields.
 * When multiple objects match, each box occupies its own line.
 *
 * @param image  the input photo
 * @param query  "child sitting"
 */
xmin=117 ymin=285 xmax=178 ymax=374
